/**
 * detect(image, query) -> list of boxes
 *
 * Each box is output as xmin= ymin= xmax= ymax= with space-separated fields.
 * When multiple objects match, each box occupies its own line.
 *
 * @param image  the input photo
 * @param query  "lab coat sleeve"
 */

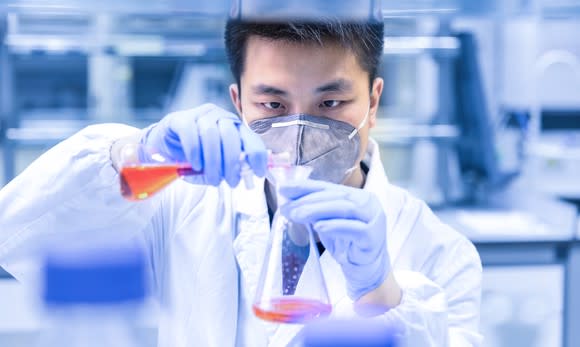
xmin=0 ymin=124 xmax=162 ymax=283
xmin=334 ymin=201 xmax=483 ymax=347
xmin=385 ymin=240 xmax=482 ymax=347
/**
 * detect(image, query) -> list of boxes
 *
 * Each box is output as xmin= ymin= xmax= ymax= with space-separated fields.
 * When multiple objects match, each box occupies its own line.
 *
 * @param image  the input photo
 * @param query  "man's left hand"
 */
xmin=279 ymin=179 xmax=391 ymax=301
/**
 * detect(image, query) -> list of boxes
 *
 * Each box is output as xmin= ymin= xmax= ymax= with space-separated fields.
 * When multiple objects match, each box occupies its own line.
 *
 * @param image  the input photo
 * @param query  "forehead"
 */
xmin=241 ymin=36 xmax=367 ymax=88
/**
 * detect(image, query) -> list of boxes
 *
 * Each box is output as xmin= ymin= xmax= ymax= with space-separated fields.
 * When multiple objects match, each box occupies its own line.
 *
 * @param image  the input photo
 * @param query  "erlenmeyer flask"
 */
xmin=118 ymin=143 xmax=290 ymax=200
xmin=253 ymin=165 xmax=332 ymax=324
xmin=118 ymin=143 xmax=202 ymax=201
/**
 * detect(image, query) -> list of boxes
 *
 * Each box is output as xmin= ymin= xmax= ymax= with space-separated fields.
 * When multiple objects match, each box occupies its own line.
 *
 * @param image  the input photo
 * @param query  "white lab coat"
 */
xmin=0 ymin=124 xmax=483 ymax=347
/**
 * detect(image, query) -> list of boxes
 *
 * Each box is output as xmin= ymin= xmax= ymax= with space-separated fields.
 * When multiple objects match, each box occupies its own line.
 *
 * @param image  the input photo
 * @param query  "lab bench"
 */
xmin=436 ymin=189 xmax=579 ymax=347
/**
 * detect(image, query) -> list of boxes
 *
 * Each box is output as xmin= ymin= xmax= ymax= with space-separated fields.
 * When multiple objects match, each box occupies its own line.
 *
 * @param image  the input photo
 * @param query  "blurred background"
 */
xmin=0 ymin=0 xmax=579 ymax=346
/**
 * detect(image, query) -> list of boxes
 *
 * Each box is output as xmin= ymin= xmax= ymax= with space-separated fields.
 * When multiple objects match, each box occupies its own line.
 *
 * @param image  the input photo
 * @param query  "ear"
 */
xmin=229 ymin=84 xmax=242 ymax=115
xmin=368 ymin=77 xmax=383 ymax=129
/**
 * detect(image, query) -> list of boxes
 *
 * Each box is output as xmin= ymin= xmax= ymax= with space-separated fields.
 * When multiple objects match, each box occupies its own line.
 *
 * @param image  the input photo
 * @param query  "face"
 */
xmin=230 ymin=36 xmax=384 ymax=164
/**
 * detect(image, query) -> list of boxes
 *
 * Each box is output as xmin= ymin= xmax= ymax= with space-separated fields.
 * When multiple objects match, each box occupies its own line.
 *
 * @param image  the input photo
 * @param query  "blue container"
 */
xmin=302 ymin=319 xmax=400 ymax=347
xmin=38 ymin=243 xmax=148 ymax=347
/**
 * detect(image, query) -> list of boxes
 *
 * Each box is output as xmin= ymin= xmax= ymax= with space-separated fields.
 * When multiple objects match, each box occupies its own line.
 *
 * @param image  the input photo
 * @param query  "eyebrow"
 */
xmin=315 ymin=79 xmax=353 ymax=93
xmin=252 ymin=84 xmax=288 ymax=96
xmin=251 ymin=79 xmax=353 ymax=96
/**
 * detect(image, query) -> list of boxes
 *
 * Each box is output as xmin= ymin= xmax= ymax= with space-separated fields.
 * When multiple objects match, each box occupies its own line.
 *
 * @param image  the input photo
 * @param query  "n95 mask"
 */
xmin=248 ymin=112 xmax=368 ymax=184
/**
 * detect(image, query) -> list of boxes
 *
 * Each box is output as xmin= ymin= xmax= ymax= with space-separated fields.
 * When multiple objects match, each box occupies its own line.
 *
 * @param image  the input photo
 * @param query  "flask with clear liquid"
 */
xmin=253 ymin=165 xmax=332 ymax=324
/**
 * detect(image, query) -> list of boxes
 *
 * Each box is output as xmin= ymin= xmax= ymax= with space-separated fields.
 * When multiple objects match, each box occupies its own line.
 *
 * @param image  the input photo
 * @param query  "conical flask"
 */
xmin=118 ymin=143 xmax=288 ymax=200
xmin=253 ymin=165 xmax=332 ymax=324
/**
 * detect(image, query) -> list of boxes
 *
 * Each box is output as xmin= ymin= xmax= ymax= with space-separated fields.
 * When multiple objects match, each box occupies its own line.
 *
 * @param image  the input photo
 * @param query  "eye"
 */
xmin=320 ymin=100 xmax=342 ymax=108
xmin=262 ymin=102 xmax=283 ymax=110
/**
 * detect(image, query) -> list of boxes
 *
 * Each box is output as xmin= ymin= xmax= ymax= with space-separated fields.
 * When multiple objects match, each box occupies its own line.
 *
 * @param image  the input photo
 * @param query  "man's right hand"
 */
xmin=140 ymin=103 xmax=267 ymax=187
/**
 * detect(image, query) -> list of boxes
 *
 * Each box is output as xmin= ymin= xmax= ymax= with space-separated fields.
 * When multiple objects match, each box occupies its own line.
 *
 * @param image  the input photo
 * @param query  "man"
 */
xmin=0 ymin=17 xmax=482 ymax=347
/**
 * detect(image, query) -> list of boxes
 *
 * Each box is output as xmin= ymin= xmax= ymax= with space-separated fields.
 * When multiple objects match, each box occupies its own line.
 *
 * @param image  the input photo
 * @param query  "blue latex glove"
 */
xmin=279 ymin=179 xmax=390 ymax=301
xmin=141 ymin=103 xmax=267 ymax=186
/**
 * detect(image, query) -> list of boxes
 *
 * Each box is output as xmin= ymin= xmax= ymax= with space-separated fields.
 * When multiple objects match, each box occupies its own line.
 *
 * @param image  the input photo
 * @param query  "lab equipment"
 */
xmin=524 ymin=49 xmax=580 ymax=199
xmin=279 ymin=179 xmax=391 ymax=301
xmin=119 ymin=143 xmax=289 ymax=200
xmin=301 ymin=319 xmax=400 ymax=347
xmin=121 ymin=161 xmax=200 ymax=200
xmin=140 ymin=103 xmax=267 ymax=187
xmin=253 ymin=164 xmax=332 ymax=324
xmin=454 ymin=32 xmax=519 ymax=198
xmin=38 ymin=243 xmax=147 ymax=347
xmin=253 ymin=297 xmax=331 ymax=323
xmin=375 ymin=31 xmax=521 ymax=206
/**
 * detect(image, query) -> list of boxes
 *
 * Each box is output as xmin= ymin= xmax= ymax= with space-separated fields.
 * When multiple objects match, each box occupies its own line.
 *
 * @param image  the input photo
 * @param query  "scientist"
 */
xmin=0 ymin=17 xmax=482 ymax=347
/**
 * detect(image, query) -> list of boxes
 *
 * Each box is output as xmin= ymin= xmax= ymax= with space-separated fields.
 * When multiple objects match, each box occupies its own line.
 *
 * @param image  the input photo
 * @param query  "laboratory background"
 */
xmin=0 ymin=0 xmax=579 ymax=346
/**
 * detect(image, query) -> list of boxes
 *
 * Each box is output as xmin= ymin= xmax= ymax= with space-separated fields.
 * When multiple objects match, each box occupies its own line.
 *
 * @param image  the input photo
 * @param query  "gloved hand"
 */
xmin=278 ymin=179 xmax=390 ymax=301
xmin=141 ymin=103 xmax=267 ymax=187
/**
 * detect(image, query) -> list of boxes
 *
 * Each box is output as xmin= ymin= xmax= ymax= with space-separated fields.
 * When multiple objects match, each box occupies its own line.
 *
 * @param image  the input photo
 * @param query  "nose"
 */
xmin=286 ymin=103 xmax=322 ymax=116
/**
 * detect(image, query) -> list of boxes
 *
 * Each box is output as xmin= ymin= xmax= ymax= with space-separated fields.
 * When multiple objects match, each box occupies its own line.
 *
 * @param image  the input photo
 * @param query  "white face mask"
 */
xmin=246 ymin=108 xmax=369 ymax=184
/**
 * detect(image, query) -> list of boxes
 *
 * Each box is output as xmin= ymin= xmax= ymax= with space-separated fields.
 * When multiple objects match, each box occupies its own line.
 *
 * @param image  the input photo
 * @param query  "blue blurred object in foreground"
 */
xmin=301 ymin=319 xmax=400 ymax=347
xmin=39 ymin=243 xmax=148 ymax=347
xmin=43 ymin=244 xmax=147 ymax=305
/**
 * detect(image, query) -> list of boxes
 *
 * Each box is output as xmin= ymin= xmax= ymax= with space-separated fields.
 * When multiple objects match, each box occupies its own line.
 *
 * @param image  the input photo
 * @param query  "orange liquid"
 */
xmin=120 ymin=164 xmax=200 ymax=200
xmin=253 ymin=298 xmax=331 ymax=324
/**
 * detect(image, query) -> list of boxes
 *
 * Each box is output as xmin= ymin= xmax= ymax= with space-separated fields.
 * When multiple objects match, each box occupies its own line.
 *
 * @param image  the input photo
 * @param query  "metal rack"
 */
xmin=0 ymin=11 xmax=231 ymax=183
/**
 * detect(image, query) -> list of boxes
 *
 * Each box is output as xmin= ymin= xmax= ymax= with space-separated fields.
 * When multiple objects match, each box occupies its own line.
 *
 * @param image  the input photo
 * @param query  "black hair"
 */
xmin=224 ymin=20 xmax=384 ymax=89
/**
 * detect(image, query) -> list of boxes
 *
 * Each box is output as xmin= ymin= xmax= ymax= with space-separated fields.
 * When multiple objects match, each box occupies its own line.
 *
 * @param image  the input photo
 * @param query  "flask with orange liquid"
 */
xmin=118 ymin=144 xmax=289 ymax=200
